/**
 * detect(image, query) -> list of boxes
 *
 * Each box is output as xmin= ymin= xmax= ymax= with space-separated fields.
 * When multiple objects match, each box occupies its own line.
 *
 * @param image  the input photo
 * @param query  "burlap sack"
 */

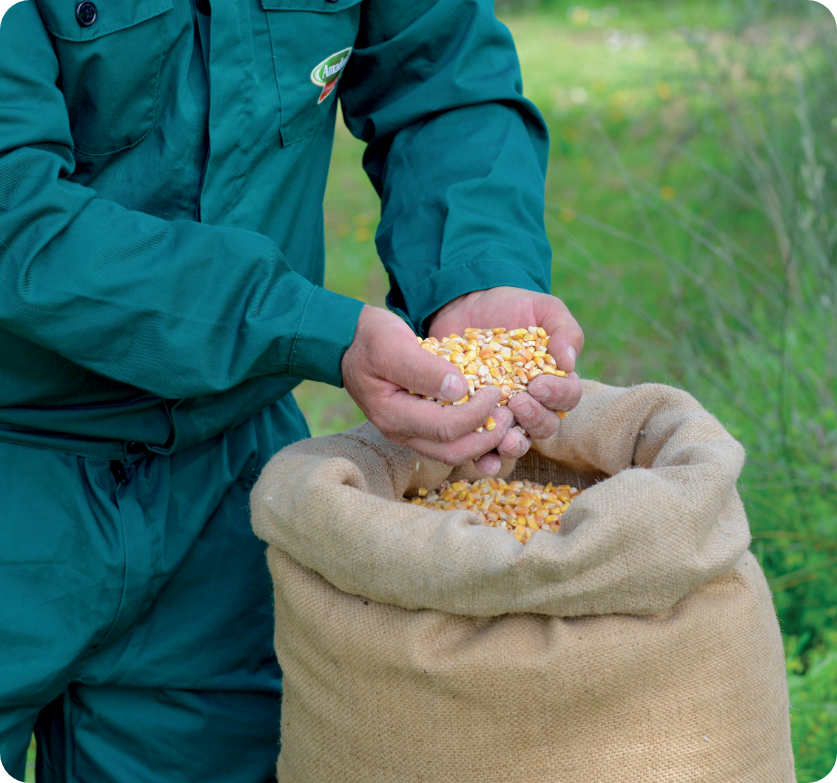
xmin=251 ymin=381 xmax=795 ymax=783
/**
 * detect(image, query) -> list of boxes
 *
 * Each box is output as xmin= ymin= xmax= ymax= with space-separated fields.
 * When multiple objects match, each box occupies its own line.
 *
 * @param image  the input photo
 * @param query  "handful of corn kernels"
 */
xmin=406 ymin=476 xmax=582 ymax=544
xmin=414 ymin=327 xmax=567 ymax=432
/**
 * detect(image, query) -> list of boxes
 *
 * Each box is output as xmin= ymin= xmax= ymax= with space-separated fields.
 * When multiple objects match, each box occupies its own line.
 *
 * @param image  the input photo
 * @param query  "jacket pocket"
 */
xmin=260 ymin=0 xmax=362 ymax=146
xmin=37 ymin=0 xmax=174 ymax=156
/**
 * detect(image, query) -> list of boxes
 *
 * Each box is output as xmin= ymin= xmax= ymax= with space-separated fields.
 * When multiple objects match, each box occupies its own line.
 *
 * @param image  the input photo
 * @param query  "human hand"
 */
xmin=341 ymin=305 xmax=517 ymax=465
xmin=428 ymin=287 xmax=584 ymax=475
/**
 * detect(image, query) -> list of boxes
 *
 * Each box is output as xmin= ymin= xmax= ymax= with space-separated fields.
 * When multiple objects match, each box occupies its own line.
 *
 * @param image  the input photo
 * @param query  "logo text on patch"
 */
xmin=310 ymin=47 xmax=352 ymax=104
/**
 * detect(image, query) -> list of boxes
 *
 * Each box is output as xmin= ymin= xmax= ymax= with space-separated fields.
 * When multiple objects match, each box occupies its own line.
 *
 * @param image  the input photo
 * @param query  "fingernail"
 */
xmin=513 ymin=398 xmax=533 ymax=417
xmin=529 ymin=384 xmax=549 ymax=401
xmin=567 ymin=345 xmax=577 ymax=368
xmin=440 ymin=373 xmax=465 ymax=402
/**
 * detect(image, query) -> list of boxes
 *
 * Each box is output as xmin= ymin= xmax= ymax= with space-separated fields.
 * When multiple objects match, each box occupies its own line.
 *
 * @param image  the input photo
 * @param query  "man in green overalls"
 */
xmin=0 ymin=0 xmax=583 ymax=779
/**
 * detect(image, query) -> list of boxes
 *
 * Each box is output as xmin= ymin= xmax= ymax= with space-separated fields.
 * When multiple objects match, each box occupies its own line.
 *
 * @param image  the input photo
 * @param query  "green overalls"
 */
xmin=0 ymin=0 xmax=551 ymax=778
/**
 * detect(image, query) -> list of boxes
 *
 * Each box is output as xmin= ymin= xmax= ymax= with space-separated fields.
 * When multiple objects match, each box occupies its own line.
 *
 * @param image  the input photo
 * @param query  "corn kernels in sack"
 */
xmin=407 ymin=477 xmax=582 ymax=544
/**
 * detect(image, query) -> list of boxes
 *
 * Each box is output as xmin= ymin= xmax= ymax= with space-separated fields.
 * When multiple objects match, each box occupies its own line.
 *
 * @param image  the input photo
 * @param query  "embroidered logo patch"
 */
xmin=310 ymin=47 xmax=352 ymax=104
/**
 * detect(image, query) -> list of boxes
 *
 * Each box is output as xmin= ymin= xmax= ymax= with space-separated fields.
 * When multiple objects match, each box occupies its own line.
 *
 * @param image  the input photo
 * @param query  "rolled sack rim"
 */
xmin=250 ymin=380 xmax=752 ymax=618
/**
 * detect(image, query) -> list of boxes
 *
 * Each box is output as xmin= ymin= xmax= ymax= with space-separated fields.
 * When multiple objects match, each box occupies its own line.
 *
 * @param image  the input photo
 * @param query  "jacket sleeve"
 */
xmin=0 ymin=2 xmax=363 ymax=399
xmin=339 ymin=0 xmax=552 ymax=336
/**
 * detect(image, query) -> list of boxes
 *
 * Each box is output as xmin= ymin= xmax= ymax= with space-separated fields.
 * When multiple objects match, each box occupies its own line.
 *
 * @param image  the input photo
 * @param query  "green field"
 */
xmin=22 ymin=1 xmax=836 ymax=781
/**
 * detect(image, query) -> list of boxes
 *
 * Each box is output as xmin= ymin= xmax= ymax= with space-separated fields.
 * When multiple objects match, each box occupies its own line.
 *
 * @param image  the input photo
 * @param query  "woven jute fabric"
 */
xmin=251 ymin=380 xmax=795 ymax=783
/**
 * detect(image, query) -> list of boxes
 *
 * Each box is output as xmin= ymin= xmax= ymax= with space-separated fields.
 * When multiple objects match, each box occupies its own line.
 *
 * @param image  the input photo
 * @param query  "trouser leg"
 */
xmin=0 ymin=707 xmax=37 ymax=782
xmin=34 ymin=685 xmax=281 ymax=783
xmin=1 ymin=397 xmax=308 ymax=783
xmin=0 ymin=443 xmax=126 ymax=783
xmin=47 ymin=402 xmax=306 ymax=782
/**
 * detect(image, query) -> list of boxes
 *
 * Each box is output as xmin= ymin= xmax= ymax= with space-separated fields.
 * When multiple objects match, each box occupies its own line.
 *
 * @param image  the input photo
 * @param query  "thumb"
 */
xmin=394 ymin=338 xmax=469 ymax=401
xmin=373 ymin=320 xmax=468 ymax=401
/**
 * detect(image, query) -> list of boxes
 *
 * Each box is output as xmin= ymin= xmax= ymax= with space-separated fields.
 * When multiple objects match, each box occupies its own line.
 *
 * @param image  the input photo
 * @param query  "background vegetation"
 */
xmin=21 ymin=1 xmax=835 ymax=780
xmin=298 ymin=0 xmax=837 ymax=781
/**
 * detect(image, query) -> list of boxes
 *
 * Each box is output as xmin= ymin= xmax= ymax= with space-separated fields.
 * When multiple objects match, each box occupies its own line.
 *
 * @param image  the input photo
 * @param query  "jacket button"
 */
xmin=325 ymin=0 xmax=339 ymax=3
xmin=75 ymin=0 xmax=98 ymax=26
xmin=196 ymin=0 xmax=211 ymax=14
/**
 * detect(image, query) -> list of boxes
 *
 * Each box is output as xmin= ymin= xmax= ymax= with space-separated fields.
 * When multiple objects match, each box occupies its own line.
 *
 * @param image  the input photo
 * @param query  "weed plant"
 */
xmin=683 ymin=13 xmax=837 ymax=778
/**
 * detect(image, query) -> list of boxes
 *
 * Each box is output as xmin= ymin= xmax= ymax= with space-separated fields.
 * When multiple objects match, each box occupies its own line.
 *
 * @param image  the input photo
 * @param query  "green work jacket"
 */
xmin=0 ymin=0 xmax=551 ymax=460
